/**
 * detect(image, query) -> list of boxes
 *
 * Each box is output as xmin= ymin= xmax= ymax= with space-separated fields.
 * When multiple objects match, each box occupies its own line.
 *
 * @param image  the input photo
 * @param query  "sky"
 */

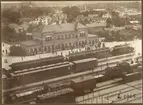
xmin=1 ymin=1 xmax=140 ymax=4
xmin=1 ymin=1 xmax=141 ymax=8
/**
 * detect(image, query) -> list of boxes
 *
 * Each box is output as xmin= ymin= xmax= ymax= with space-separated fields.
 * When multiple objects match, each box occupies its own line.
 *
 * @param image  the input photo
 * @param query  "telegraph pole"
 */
xmin=41 ymin=33 xmax=44 ymax=53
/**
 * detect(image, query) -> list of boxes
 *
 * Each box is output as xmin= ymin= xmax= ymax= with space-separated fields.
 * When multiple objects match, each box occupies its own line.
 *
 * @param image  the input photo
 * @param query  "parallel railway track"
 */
xmin=3 ymin=55 xmax=142 ymax=94
xmin=76 ymin=80 xmax=142 ymax=103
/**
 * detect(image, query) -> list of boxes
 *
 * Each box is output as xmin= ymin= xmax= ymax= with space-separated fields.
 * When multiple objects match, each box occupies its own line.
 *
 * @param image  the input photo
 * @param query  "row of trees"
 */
xmin=88 ymin=27 xmax=141 ymax=42
xmin=2 ymin=26 xmax=27 ymax=43
xmin=106 ymin=11 xmax=130 ymax=27
xmin=2 ymin=6 xmax=54 ymax=25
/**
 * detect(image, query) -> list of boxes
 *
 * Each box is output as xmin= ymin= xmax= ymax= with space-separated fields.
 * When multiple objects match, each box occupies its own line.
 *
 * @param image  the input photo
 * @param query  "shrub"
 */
xmin=9 ymin=46 xmax=28 ymax=56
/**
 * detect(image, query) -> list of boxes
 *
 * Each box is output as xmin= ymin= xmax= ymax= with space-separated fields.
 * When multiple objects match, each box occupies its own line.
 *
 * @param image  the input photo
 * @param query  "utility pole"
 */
xmin=41 ymin=33 xmax=44 ymax=53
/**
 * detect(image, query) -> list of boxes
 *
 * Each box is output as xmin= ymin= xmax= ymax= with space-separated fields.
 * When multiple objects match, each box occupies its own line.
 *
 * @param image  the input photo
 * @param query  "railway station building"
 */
xmin=20 ymin=22 xmax=100 ymax=55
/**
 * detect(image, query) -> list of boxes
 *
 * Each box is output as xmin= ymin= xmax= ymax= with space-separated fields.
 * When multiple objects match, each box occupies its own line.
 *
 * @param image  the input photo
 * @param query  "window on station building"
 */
xmin=61 ymin=35 xmax=64 ymax=40
xmin=39 ymin=47 xmax=42 ymax=51
xmin=95 ymin=39 xmax=97 ymax=43
xmin=58 ymin=36 xmax=60 ymax=40
xmin=89 ymin=40 xmax=91 ymax=44
xmin=65 ymin=35 xmax=67 ymax=39
xmin=30 ymin=48 xmax=33 ymax=52
xmin=45 ymin=38 xmax=48 ymax=41
xmin=92 ymin=40 xmax=95 ymax=45
xmin=76 ymin=42 xmax=78 ymax=46
xmin=44 ymin=46 xmax=47 ymax=51
xmin=48 ymin=46 xmax=51 ymax=52
xmin=80 ymin=31 xmax=86 ymax=37
xmin=58 ymin=44 xmax=60 ymax=49
xmin=68 ymin=34 xmax=71 ymax=38
xmin=72 ymin=34 xmax=75 ymax=38
xmin=45 ymin=36 xmax=52 ymax=41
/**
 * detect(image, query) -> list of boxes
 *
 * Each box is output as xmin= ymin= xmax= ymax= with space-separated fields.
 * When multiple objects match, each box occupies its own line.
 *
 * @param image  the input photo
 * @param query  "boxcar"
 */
xmin=10 ymin=62 xmax=74 ymax=85
xmin=70 ymin=75 xmax=96 ymax=95
xmin=72 ymin=58 xmax=98 ymax=72
xmin=10 ymin=55 xmax=64 ymax=71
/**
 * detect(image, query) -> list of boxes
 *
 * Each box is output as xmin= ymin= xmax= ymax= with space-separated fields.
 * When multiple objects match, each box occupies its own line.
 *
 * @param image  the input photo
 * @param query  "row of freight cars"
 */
xmin=8 ymin=44 xmax=134 ymax=71
xmin=4 ymin=61 xmax=142 ymax=104
xmin=3 ymin=58 xmax=98 ymax=89
xmin=2 ymin=45 xmax=136 ymax=89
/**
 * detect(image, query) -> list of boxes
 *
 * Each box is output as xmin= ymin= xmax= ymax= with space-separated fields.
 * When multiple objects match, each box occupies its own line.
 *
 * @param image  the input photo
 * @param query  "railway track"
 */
xmin=76 ymin=79 xmax=142 ymax=103
xmin=3 ymin=55 xmax=142 ymax=94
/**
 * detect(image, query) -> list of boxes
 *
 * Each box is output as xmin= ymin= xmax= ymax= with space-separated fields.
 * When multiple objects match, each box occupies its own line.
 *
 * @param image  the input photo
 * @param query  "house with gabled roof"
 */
xmin=20 ymin=22 xmax=99 ymax=55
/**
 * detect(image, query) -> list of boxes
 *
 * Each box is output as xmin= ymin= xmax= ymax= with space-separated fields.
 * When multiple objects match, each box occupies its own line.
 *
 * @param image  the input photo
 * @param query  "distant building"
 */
xmin=20 ymin=22 xmax=100 ymax=55
xmin=86 ymin=22 xmax=106 ymax=28
xmin=29 ymin=11 xmax=67 ymax=25
xmin=102 ymin=13 xmax=112 ymax=18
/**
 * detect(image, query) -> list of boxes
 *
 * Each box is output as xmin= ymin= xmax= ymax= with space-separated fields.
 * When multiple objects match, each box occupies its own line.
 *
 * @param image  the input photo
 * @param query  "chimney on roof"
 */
xmin=74 ymin=20 xmax=78 ymax=30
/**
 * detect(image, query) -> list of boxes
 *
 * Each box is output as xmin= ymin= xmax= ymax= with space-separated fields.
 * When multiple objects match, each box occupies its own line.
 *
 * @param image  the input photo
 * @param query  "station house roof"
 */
xmin=33 ymin=22 xmax=86 ymax=33
xmin=20 ymin=40 xmax=40 ymax=47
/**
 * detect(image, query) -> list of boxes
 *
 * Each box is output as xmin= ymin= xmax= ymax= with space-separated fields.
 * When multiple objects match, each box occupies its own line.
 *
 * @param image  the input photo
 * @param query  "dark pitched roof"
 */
xmin=86 ymin=22 xmax=106 ymax=28
xmin=33 ymin=23 xmax=86 ymax=33
xmin=20 ymin=40 xmax=40 ymax=47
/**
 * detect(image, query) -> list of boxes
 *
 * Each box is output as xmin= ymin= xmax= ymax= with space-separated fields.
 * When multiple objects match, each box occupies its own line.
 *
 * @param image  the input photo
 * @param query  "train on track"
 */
xmin=3 ymin=44 xmax=134 ymax=88
xmin=2 ymin=45 xmax=138 ymax=90
xmin=3 ymin=61 xmax=142 ymax=104
xmin=3 ymin=58 xmax=98 ymax=89
xmin=8 ymin=44 xmax=134 ymax=72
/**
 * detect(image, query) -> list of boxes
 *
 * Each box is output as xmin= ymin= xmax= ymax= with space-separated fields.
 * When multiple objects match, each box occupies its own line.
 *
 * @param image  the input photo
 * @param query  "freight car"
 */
xmin=122 ymin=72 xmax=142 ymax=82
xmin=72 ymin=58 xmax=98 ymax=73
xmin=70 ymin=75 xmax=96 ymax=95
xmin=7 ymin=58 xmax=98 ymax=87
xmin=10 ymin=55 xmax=64 ymax=71
xmin=9 ymin=62 xmax=74 ymax=85
xmin=111 ymin=44 xmax=134 ymax=56
xmin=36 ymin=88 xmax=75 ymax=103
xmin=68 ymin=47 xmax=111 ymax=61
xmin=4 ymin=86 xmax=44 ymax=104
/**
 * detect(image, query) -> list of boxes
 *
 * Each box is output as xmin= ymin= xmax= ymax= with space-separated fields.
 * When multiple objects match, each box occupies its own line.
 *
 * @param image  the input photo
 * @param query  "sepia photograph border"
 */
xmin=0 ymin=0 xmax=142 ymax=105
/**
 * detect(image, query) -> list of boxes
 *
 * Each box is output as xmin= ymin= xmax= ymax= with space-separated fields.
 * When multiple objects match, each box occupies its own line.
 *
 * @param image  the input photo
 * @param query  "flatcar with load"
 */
xmin=36 ymin=88 xmax=75 ymax=103
xmin=4 ymin=86 xmax=44 ymax=104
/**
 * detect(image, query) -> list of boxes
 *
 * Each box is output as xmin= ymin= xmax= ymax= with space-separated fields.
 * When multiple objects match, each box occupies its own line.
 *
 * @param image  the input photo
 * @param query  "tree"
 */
xmin=2 ymin=26 xmax=16 ymax=42
xmin=62 ymin=6 xmax=71 ymax=15
xmin=2 ymin=7 xmax=21 ymax=24
xmin=106 ymin=17 xmax=112 ymax=27
xmin=9 ymin=46 xmax=28 ymax=56
xmin=81 ymin=11 xmax=89 ymax=16
xmin=62 ymin=6 xmax=80 ymax=22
